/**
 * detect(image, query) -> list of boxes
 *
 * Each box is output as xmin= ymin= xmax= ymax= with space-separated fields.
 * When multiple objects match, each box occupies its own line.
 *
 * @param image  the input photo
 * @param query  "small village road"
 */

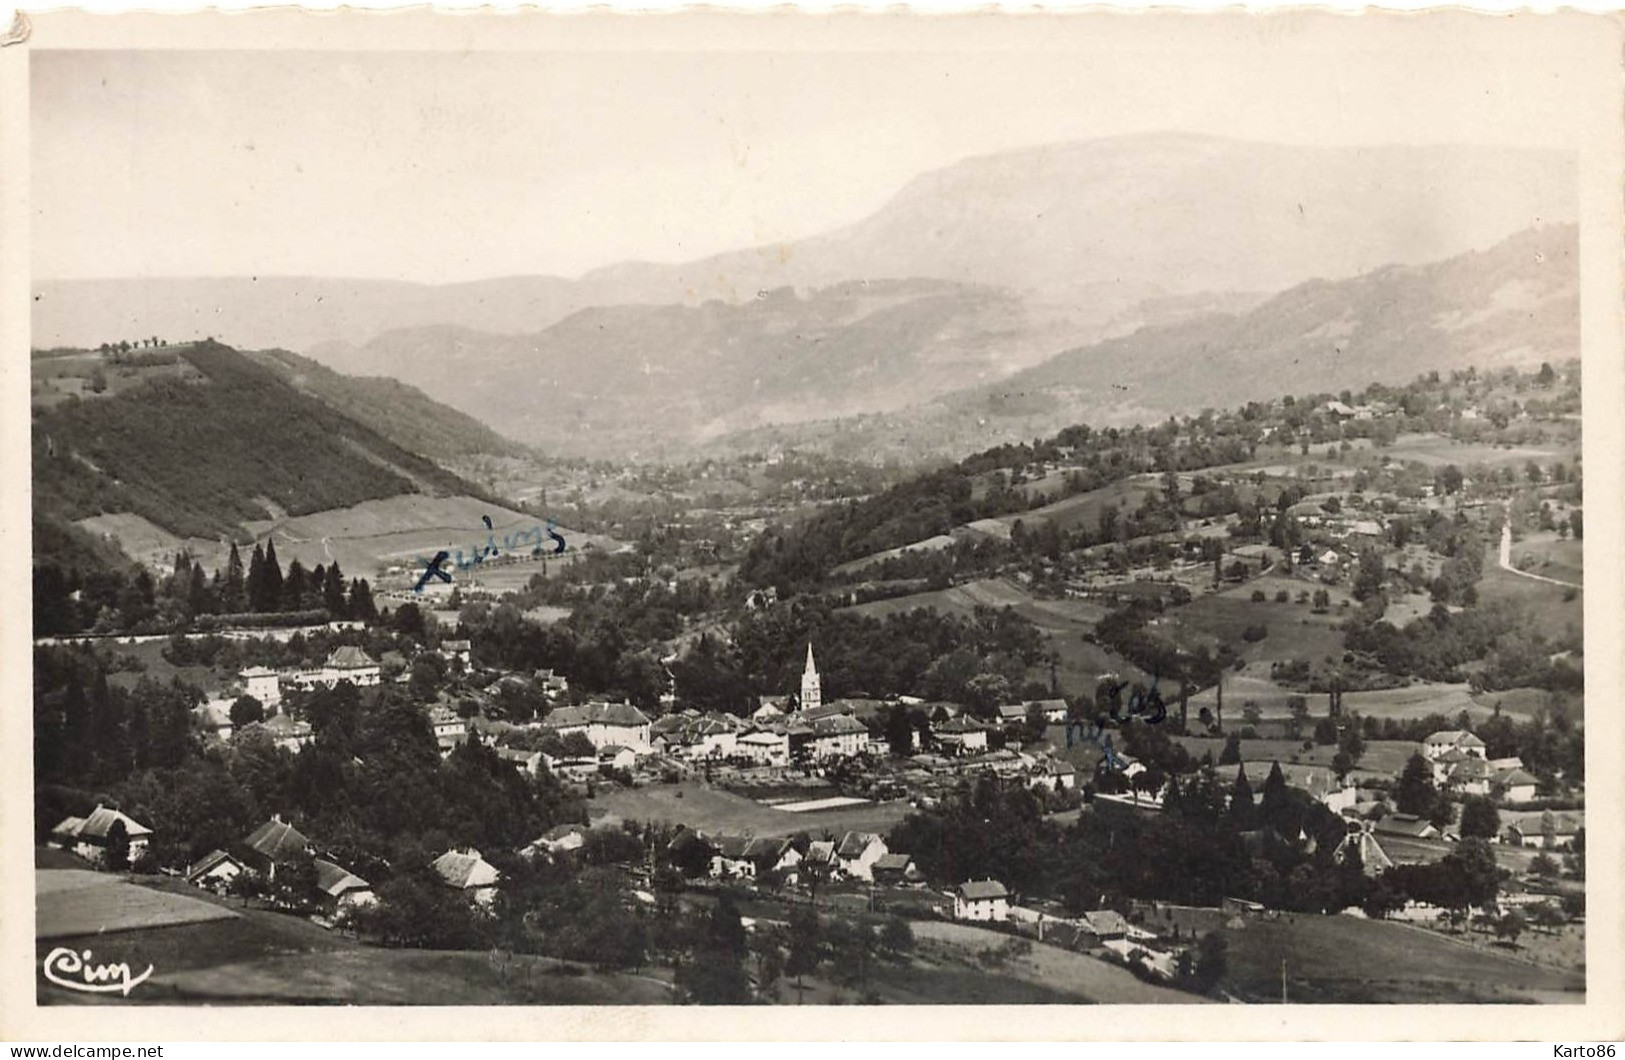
xmin=1498 ymin=524 xmax=1581 ymax=589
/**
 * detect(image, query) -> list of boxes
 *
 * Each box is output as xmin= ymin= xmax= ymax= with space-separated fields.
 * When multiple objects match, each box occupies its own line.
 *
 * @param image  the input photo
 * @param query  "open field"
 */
xmin=37 ymin=873 xmax=672 ymax=1005
xmin=907 ymin=919 xmax=1203 ymax=1004
xmin=1509 ymin=535 xmax=1583 ymax=586
xmin=589 ymin=781 xmax=913 ymax=839
xmin=1173 ymin=737 xmax=1422 ymax=776
xmin=1215 ymin=909 xmax=1583 ymax=1003
xmin=38 ymin=870 xmax=239 ymax=939
xmin=844 ymin=577 xmax=1148 ymax=695
xmin=1383 ymin=432 xmax=1568 ymax=469
xmin=1164 ymin=580 xmax=1349 ymax=666
xmin=1478 ymin=553 xmax=1583 ymax=642
xmin=991 ymin=477 xmax=1163 ymax=535
xmin=1187 ymin=675 xmax=1491 ymax=723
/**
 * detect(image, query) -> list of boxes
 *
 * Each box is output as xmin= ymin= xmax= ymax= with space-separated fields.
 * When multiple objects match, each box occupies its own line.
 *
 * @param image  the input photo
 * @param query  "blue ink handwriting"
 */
xmin=413 ymin=518 xmax=567 ymax=591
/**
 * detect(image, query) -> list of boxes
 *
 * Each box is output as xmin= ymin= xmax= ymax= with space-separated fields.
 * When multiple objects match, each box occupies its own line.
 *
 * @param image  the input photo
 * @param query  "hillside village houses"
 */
xmin=953 ymin=879 xmax=1010 ymax=922
xmin=432 ymin=848 xmax=501 ymax=907
xmin=51 ymin=804 xmax=153 ymax=866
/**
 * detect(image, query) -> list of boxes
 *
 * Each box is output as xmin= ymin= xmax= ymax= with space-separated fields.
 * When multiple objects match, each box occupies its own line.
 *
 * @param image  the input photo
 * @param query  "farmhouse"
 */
xmin=440 ymin=639 xmax=472 ymax=669
xmin=262 ymin=712 xmax=314 ymax=752
xmin=744 ymin=836 xmax=801 ymax=876
xmin=1422 ymin=730 xmax=1486 ymax=761
xmin=836 ymin=831 xmax=889 ymax=881
xmin=497 ymin=746 xmax=544 ymax=777
xmin=240 ymin=815 xmax=313 ymax=881
xmin=1079 ymin=909 xmax=1130 ymax=942
xmin=710 ymin=835 xmax=757 ymax=879
xmin=1025 ymin=699 xmax=1070 ymax=724
xmin=1030 ymin=758 xmax=1078 ymax=792
xmin=525 ymin=823 xmax=588 ymax=858
xmin=1444 ymin=757 xmax=1492 ymax=797
xmin=1494 ymin=768 xmax=1539 ymax=803
xmin=313 ymin=858 xmax=376 ymax=917
xmin=286 ymin=646 xmax=382 ymax=691
xmin=1506 ymin=812 xmax=1583 ymax=850
xmin=933 ymin=718 xmax=990 ymax=755
xmin=186 ymin=848 xmax=247 ymax=892
xmin=953 ymin=879 xmax=1010 ymax=922
xmin=432 ymin=848 xmax=502 ymax=907
xmin=1373 ymin=814 xmax=1439 ymax=840
xmin=871 ymin=852 xmax=923 ymax=886
xmin=52 ymin=805 xmax=153 ymax=867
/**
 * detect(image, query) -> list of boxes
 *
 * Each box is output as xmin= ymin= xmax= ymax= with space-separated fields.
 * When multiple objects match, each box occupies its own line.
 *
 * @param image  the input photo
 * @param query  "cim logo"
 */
xmin=41 ymin=947 xmax=153 ymax=996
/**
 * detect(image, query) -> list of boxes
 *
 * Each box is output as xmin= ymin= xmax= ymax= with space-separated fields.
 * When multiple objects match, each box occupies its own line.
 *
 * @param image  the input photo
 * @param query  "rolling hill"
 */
xmin=31 ymin=341 xmax=502 ymax=547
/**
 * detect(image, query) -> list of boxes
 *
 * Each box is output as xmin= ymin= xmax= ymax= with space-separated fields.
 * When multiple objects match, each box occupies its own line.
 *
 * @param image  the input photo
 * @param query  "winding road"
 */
xmin=1498 ymin=524 xmax=1582 ymax=589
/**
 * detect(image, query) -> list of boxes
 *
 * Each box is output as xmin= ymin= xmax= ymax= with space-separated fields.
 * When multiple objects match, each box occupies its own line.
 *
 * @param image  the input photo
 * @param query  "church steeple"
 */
xmin=800 ymin=643 xmax=821 ymax=712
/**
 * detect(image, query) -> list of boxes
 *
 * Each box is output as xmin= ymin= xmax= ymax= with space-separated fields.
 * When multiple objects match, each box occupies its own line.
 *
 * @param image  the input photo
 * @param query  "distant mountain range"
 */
xmin=33 ymin=133 xmax=1576 ymax=462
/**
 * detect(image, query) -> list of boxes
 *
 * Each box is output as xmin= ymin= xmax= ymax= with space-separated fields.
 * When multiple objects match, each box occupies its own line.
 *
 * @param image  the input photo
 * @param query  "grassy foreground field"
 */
xmin=1214 ymin=910 xmax=1583 ymax=1003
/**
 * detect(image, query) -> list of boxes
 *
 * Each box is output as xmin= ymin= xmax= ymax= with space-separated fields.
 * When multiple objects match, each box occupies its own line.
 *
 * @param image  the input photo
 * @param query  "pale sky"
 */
xmin=30 ymin=31 xmax=1598 ymax=283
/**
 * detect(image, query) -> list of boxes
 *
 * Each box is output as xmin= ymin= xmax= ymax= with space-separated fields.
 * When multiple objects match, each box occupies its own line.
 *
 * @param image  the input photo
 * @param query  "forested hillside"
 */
xmin=32 ymin=341 xmax=493 ymax=542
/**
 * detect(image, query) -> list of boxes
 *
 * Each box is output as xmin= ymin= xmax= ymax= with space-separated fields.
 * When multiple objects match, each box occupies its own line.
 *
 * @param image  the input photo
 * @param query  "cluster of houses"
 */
xmin=192 ymin=647 xmax=387 ymax=750
xmin=1420 ymin=729 xmax=1540 ymax=803
xmin=687 ymin=827 xmax=923 ymax=888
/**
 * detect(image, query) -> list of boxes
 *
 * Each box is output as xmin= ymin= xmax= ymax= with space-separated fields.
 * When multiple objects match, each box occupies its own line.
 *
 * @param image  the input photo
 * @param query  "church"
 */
xmin=799 ymin=643 xmax=821 ymax=712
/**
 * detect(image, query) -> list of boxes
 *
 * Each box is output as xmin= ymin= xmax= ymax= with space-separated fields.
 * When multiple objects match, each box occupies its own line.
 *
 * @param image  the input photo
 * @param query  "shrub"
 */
xmin=1250 ymin=590 xmax=1266 ymax=602
xmin=1241 ymin=624 xmax=1268 ymax=643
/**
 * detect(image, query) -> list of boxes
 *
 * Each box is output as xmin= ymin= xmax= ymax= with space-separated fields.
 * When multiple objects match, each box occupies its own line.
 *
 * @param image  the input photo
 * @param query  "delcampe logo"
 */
xmin=41 ymin=947 xmax=154 ymax=996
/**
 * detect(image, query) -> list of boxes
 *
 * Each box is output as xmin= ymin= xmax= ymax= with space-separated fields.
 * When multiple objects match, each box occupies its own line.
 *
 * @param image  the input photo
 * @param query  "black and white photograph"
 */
xmin=5 ymin=7 xmax=1622 ymax=1038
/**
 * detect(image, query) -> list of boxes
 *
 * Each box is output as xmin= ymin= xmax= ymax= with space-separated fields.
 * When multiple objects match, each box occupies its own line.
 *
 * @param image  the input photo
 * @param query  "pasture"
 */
xmin=992 ymin=477 xmax=1163 ymax=535
xmin=589 ymin=781 xmax=912 ymax=839
xmin=1382 ymin=432 xmax=1568 ymax=469
xmin=1215 ymin=909 xmax=1583 ymax=1003
xmin=37 ymin=870 xmax=238 ymax=939
xmin=1173 ymin=737 xmax=1422 ymax=776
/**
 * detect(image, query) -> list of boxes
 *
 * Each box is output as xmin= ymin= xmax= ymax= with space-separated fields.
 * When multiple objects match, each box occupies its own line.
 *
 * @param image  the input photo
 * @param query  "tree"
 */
xmin=1458 ymin=796 xmax=1500 ymax=840
xmin=1536 ymin=361 xmax=1556 ymax=386
xmin=1228 ymin=766 xmax=1253 ymax=827
xmin=224 ymin=543 xmax=247 ymax=613
xmin=105 ymin=819 xmax=131 ymax=872
xmin=229 ymin=694 xmax=266 ymax=728
xmin=1285 ymin=696 xmax=1309 ymax=740
xmin=1494 ymin=908 xmax=1526 ymax=946
xmin=880 ymin=915 xmax=915 ymax=958
xmin=1218 ymin=733 xmax=1242 ymax=765
xmin=1529 ymin=853 xmax=1560 ymax=878
xmin=786 ymin=905 xmax=822 ymax=1003
xmin=1395 ymin=752 xmax=1438 ymax=817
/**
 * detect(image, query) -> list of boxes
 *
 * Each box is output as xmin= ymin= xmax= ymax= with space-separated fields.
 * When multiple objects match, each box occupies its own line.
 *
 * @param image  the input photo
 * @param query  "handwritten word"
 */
xmin=1064 ymin=715 xmax=1130 ymax=772
xmin=413 ymin=519 xmax=567 ymax=592
xmin=42 ymin=947 xmax=153 ymax=996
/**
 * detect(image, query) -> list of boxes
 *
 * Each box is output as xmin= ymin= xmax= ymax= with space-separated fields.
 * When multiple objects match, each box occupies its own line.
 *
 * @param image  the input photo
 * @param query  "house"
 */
xmin=440 ymin=639 xmax=473 ymax=669
xmin=598 ymin=744 xmax=638 ymax=772
xmin=186 ymin=849 xmax=247 ymax=892
xmin=1026 ymin=699 xmax=1070 ymax=725
xmin=324 ymin=645 xmax=382 ymax=687
xmin=524 ymin=823 xmax=588 ymax=858
xmin=836 ymin=831 xmax=888 ymax=881
xmin=534 ymin=669 xmax=570 ymax=698
xmin=313 ymin=858 xmax=375 ymax=917
xmin=802 ymin=840 xmax=838 ymax=877
xmin=1445 ymin=757 xmax=1492 ymax=796
xmin=1494 ymin=768 xmax=1539 ymax=803
xmin=871 ymin=853 xmax=922 ymax=886
xmin=1373 ymin=814 xmax=1439 ymax=841
xmin=432 ymin=848 xmax=502 ymax=907
xmin=1430 ymin=747 xmax=1471 ymax=785
xmin=709 ymin=835 xmax=756 ymax=879
xmin=933 ymin=718 xmax=989 ymax=755
xmin=743 ymin=836 xmax=801 ymax=876
xmin=240 ymin=815 xmax=313 ymax=880
xmin=808 ymin=715 xmax=868 ymax=760
xmin=997 ymin=704 xmax=1030 ymax=726
xmin=430 ymin=706 xmax=468 ymax=743
xmin=1030 ymin=759 xmax=1078 ymax=792
xmin=953 ymin=879 xmax=1009 ymax=922
xmin=497 ymin=746 xmax=544 ymax=777
xmin=51 ymin=805 xmax=153 ymax=867
xmin=542 ymin=701 xmax=651 ymax=752
xmin=737 ymin=730 xmax=790 ymax=767
xmin=1422 ymin=730 xmax=1486 ymax=761
xmin=262 ymin=713 xmax=314 ymax=752
xmin=1506 ymin=812 xmax=1583 ymax=850
xmin=1079 ymin=909 xmax=1130 ymax=942
xmin=751 ymin=700 xmax=788 ymax=724
xmin=239 ymin=665 xmax=282 ymax=707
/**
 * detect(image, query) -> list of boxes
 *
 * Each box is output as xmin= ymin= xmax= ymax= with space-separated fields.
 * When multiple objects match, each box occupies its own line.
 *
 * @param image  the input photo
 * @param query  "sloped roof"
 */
xmin=1449 ymin=758 xmax=1491 ymax=780
xmin=804 ymin=840 xmax=837 ymax=864
xmin=957 ymin=880 xmax=1008 ymax=901
xmin=327 ymin=645 xmax=378 ymax=669
xmin=51 ymin=816 xmax=86 ymax=838
xmin=742 ymin=836 xmax=789 ymax=861
xmin=872 ymin=853 xmax=914 ymax=872
xmin=262 ymin=714 xmax=311 ymax=738
xmin=240 ymin=665 xmax=277 ymax=678
xmin=997 ymin=704 xmax=1029 ymax=721
xmin=78 ymin=805 xmax=152 ymax=840
xmin=432 ymin=848 xmax=501 ymax=889
xmin=1081 ymin=909 xmax=1129 ymax=935
xmin=837 ymin=831 xmax=881 ymax=859
xmin=1373 ymin=815 xmax=1437 ymax=839
xmin=313 ymin=858 xmax=370 ymax=897
xmin=243 ymin=817 xmax=312 ymax=862
xmin=545 ymin=701 xmax=650 ymax=729
xmin=541 ymin=823 xmax=587 ymax=843
xmin=186 ymin=849 xmax=242 ymax=880
xmin=713 ymin=835 xmax=752 ymax=858
xmin=811 ymin=715 xmax=867 ymax=736
xmin=1497 ymin=769 xmax=1539 ymax=786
